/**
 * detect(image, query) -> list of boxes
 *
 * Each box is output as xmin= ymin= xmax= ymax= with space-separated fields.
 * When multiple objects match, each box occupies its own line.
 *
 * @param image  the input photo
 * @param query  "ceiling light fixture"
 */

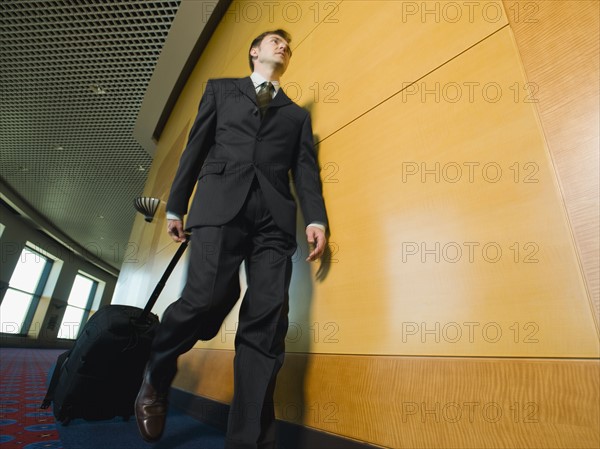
xmin=134 ymin=197 xmax=160 ymax=223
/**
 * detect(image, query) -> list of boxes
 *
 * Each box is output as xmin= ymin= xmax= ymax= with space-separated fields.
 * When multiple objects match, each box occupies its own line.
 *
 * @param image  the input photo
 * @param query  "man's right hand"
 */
xmin=167 ymin=219 xmax=186 ymax=242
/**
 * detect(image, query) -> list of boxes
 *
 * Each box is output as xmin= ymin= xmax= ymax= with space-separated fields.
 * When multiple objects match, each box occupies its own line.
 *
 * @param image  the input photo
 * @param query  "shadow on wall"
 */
xmin=280 ymin=121 xmax=335 ymax=443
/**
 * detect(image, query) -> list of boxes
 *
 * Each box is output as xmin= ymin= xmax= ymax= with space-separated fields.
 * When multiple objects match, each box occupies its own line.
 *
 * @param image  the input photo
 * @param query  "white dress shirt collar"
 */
xmin=250 ymin=72 xmax=280 ymax=97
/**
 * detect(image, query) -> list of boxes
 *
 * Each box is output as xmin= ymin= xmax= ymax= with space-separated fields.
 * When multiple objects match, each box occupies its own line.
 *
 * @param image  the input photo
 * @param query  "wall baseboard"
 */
xmin=170 ymin=387 xmax=382 ymax=449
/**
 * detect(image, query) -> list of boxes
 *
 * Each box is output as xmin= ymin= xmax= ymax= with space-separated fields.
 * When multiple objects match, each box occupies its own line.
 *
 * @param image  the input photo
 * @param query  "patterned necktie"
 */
xmin=256 ymin=81 xmax=274 ymax=118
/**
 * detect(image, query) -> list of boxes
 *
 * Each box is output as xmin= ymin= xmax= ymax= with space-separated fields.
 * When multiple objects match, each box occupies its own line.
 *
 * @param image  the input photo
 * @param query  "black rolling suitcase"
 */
xmin=41 ymin=239 xmax=188 ymax=424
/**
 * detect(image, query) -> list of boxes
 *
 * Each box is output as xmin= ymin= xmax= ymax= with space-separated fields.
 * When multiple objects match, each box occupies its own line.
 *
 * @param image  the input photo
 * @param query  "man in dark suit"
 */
xmin=135 ymin=29 xmax=328 ymax=449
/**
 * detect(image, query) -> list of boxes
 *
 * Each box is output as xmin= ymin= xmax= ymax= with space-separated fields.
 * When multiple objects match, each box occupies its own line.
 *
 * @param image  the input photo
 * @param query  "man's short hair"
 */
xmin=248 ymin=29 xmax=292 ymax=71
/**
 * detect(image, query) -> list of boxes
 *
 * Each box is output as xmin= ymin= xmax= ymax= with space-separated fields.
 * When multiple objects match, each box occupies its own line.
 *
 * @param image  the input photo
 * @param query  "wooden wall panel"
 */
xmin=189 ymin=26 xmax=599 ymax=357
xmin=284 ymin=0 xmax=508 ymax=140
xmin=503 ymin=0 xmax=600 ymax=325
xmin=175 ymin=348 xmax=235 ymax=404
xmin=174 ymin=348 xmax=600 ymax=449
xmin=286 ymin=25 xmax=599 ymax=357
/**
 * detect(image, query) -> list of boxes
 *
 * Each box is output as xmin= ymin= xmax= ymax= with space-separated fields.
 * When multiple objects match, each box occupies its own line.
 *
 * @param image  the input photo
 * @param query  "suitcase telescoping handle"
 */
xmin=136 ymin=236 xmax=189 ymax=324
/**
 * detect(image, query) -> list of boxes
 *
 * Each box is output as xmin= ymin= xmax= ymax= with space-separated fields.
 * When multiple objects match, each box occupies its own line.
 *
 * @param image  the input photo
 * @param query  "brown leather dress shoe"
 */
xmin=135 ymin=372 xmax=168 ymax=442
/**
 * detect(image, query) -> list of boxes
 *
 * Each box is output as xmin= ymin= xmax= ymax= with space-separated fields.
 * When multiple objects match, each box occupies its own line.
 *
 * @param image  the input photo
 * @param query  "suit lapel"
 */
xmin=269 ymin=88 xmax=292 ymax=109
xmin=235 ymin=77 xmax=258 ymax=106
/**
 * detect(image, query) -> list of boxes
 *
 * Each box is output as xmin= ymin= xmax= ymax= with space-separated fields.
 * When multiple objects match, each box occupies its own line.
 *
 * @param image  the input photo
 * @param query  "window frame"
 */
xmin=57 ymin=272 xmax=98 ymax=340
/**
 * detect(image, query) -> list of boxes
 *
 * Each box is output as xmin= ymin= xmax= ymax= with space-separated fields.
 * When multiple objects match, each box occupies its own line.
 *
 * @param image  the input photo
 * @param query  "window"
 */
xmin=57 ymin=273 xmax=97 ymax=339
xmin=1 ymin=246 xmax=53 ymax=334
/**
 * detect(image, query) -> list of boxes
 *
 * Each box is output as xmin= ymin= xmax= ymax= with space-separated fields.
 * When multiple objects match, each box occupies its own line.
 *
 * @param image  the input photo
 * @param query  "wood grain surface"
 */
xmin=175 ymin=348 xmax=600 ymax=448
xmin=503 ymin=0 xmax=600 ymax=327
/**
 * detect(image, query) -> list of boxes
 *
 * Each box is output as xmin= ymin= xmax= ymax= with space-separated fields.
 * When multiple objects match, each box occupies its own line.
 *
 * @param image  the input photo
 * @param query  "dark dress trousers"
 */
xmin=147 ymin=77 xmax=328 ymax=449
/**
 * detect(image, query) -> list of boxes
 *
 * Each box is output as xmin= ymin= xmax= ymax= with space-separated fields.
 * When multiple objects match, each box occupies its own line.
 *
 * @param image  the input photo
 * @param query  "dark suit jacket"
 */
xmin=166 ymin=77 xmax=328 ymax=237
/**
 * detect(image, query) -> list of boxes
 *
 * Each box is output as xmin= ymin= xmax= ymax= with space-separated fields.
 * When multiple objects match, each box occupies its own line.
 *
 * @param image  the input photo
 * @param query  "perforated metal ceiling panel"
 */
xmin=1 ymin=0 xmax=181 ymax=271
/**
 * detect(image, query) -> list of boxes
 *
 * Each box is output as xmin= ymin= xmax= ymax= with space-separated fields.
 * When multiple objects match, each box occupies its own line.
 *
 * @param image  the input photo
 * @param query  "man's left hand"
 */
xmin=306 ymin=226 xmax=327 ymax=262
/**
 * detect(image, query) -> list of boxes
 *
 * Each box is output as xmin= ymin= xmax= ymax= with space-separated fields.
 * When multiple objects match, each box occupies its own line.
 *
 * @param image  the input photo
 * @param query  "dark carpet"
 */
xmin=56 ymin=408 xmax=225 ymax=449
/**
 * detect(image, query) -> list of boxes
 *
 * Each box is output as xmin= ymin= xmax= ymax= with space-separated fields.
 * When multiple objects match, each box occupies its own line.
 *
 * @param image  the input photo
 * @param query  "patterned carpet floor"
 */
xmin=0 ymin=347 xmax=226 ymax=449
xmin=0 ymin=347 xmax=64 ymax=449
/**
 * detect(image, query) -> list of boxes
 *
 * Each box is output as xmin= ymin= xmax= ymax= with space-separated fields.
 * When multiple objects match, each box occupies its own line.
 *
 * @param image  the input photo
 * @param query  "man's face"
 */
xmin=251 ymin=34 xmax=291 ymax=72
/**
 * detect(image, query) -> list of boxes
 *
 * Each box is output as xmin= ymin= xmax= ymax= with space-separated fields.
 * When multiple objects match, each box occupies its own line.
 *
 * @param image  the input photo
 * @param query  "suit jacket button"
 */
xmin=256 ymin=136 xmax=262 ymax=141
